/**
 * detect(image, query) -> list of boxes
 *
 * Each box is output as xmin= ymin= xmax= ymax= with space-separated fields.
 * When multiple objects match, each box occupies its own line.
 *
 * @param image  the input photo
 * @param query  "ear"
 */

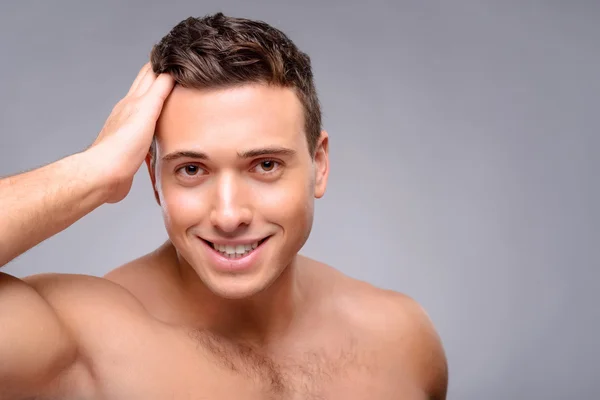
xmin=145 ymin=153 xmax=161 ymax=206
xmin=313 ymin=130 xmax=330 ymax=199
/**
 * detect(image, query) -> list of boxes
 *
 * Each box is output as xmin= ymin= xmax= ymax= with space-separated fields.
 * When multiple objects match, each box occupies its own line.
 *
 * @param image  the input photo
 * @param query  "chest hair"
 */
xmin=189 ymin=329 xmax=374 ymax=399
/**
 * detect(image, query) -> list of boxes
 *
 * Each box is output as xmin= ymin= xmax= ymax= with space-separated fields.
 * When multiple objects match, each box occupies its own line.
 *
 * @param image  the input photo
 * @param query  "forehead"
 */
xmin=155 ymin=84 xmax=306 ymax=153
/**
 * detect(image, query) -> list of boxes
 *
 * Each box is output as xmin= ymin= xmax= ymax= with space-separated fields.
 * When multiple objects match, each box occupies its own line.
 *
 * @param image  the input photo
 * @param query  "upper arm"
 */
xmin=386 ymin=294 xmax=448 ymax=400
xmin=406 ymin=299 xmax=448 ymax=400
xmin=409 ymin=304 xmax=448 ymax=399
xmin=0 ymin=272 xmax=78 ymax=399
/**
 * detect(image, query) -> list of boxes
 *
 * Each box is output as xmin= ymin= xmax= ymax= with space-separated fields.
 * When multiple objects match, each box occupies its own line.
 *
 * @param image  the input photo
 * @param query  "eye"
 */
xmin=176 ymin=164 xmax=205 ymax=177
xmin=253 ymin=160 xmax=280 ymax=174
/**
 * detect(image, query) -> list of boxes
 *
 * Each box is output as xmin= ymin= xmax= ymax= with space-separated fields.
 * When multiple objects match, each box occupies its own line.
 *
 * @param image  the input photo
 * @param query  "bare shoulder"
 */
xmin=372 ymin=287 xmax=447 ymax=399
xmin=102 ymin=242 xmax=179 ymax=316
xmin=24 ymin=271 xmax=150 ymax=324
xmin=16 ymin=269 xmax=158 ymax=398
xmin=103 ymin=243 xmax=169 ymax=286
xmin=319 ymin=266 xmax=448 ymax=400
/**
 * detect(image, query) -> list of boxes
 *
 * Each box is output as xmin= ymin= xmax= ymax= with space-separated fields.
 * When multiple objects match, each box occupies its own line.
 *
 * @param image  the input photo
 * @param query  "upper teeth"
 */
xmin=213 ymin=242 xmax=259 ymax=254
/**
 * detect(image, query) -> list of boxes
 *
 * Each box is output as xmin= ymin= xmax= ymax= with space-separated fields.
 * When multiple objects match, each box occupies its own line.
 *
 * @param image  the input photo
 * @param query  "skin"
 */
xmin=0 ymin=64 xmax=448 ymax=399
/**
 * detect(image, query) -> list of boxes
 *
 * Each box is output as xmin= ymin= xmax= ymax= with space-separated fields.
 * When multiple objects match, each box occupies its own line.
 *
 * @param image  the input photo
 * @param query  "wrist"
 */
xmin=70 ymin=147 xmax=117 ymax=205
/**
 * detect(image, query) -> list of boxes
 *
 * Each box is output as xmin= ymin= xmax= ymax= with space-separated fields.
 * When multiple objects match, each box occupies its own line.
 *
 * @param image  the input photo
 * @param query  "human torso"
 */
xmin=57 ymin=313 xmax=423 ymax=400
xmin=73 ymin=323 xmax=419 ymax=399
xmin=43 ymin=253 xmax=428 ymax=400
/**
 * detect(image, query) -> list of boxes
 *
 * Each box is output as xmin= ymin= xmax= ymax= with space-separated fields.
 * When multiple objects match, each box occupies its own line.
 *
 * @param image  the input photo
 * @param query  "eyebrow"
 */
xmin=238 ymin=147 xmax=296 ymax=159
xmin=161 ymin=147 xmax=297 ymax=162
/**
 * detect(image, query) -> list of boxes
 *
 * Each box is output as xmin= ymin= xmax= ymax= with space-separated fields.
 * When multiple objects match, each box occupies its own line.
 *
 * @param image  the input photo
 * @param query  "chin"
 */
xmin=194 ymin=256 xmax=289 ymax=300
xmin=181 ymin=236 xmax=285 ymax=299
xmin=203 ymin=277 xmax=274 ymax=300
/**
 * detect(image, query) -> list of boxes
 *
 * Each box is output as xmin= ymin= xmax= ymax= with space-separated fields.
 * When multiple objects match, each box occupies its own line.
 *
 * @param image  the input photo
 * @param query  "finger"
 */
xmin=126 ymin=62 xmax=152 ymax=96
xmin=133 ymin=67 xmax=158 ymax=98
xmin=147 ymin=73 xmax=175 ymax=100
xmin=140 ymin=73 xmax=176 ymax=116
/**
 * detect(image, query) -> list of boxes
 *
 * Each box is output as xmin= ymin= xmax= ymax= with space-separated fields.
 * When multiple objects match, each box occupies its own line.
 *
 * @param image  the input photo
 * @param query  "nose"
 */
xmin=209 ymin=172 xmax=253 ymax=233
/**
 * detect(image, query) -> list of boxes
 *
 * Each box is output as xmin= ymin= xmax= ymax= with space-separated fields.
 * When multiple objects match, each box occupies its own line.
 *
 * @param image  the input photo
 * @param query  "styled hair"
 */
xmin=149 ymin=12 xmax=322 ymax=163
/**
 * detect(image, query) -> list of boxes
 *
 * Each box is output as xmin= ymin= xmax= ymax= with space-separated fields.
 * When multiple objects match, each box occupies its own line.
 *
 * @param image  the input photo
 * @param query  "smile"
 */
xmin=203 ymin=237 xmax=269 ymax=260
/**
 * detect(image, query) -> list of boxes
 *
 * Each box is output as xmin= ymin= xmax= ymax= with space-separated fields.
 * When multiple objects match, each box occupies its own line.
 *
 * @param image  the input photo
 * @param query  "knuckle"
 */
xmin=122 ymin=101 xmax=141 ymax=117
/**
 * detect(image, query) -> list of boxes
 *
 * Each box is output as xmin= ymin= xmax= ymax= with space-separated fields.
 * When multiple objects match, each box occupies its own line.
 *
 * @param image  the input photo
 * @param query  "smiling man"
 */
xmin=149 ymin=82 xmax=321 ymax=303
xmin=0 ymin=13 xmax=447 ymax=400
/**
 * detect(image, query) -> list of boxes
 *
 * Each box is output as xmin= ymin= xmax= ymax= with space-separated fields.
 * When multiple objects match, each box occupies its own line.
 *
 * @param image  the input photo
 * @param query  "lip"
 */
xmin=198 ymin=235 xmax=271 ymax=273
xmin=203 ymin=237 xmax=267 ymax=246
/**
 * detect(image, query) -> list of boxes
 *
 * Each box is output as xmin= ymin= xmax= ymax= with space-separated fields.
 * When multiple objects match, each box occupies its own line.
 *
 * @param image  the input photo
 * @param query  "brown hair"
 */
xmin=149 ymin=12 xmax=322 ymax=163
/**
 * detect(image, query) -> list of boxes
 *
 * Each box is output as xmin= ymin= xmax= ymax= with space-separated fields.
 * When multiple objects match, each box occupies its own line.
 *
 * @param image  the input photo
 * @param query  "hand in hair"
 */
xmin=89 ymin=62 xmax=175 ymax=203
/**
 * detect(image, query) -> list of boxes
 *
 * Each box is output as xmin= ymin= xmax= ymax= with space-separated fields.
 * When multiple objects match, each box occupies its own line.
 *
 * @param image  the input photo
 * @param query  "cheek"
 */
xmin=160 ymin=185 xmax=208 ymax=230
xmin=252 ymin=173 xmax=314 ymax=226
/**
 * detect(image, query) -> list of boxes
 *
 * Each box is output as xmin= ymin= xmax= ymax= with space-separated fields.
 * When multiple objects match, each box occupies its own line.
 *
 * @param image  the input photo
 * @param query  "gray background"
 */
xmin=1 ymin=1 xmax=598 ymax=398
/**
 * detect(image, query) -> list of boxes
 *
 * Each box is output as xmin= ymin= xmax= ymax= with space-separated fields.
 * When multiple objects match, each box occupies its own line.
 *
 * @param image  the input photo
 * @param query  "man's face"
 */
xmin=148 ymin=84 xmax=329 ymax=299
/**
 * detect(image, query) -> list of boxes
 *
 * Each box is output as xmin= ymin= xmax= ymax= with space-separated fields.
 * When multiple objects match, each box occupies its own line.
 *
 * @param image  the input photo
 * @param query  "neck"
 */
xmin=173 ymin=244 xmax=307 ymax=346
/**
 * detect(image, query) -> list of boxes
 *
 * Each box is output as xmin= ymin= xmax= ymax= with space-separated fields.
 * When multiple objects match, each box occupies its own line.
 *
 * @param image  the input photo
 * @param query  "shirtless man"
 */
xmin=0 ymin=13 xmax=447 ymax=400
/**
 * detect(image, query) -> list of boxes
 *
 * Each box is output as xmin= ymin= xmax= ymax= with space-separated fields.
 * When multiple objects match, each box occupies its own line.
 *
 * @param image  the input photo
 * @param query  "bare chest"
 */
xmin=84 ymin=329 xmax=423 ymax=400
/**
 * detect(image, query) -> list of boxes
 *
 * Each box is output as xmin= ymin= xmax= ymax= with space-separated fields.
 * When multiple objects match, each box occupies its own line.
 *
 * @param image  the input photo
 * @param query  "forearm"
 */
xmin=0 ymin=149 xmax=110 ymax=267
